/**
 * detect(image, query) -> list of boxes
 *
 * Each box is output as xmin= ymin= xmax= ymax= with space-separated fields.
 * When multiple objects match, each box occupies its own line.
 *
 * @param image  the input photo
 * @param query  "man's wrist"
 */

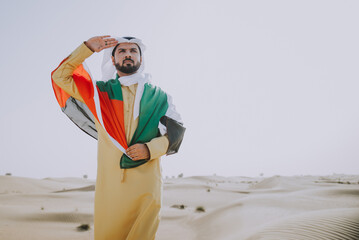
xmin=84 ymin=41 xmax=94 ymax=52
xmin=144 ymin=143 xmax=151 ymax=160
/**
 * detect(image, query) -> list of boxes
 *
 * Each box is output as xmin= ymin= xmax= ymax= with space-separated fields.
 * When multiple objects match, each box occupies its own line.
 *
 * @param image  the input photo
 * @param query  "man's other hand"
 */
xmin=126 ymin=144 xmax=150 ymax=161
xmin=85 ymin=35 xmax=118 ymax=52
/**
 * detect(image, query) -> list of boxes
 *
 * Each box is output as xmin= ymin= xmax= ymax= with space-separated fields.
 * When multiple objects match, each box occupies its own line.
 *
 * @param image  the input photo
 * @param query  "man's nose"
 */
xmin=124 ymin=54 xmax=132 ymax=59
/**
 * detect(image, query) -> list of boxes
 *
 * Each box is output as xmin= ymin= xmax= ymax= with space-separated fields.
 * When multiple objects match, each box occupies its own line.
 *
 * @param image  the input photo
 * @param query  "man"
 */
xmin=51 ymin=35 xmax=185 ymax=240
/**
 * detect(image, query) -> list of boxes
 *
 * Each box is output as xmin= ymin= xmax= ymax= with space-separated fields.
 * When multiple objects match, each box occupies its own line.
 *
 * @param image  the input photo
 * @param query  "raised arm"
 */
xmin=52 ymin=36 xmax=118 ymax=102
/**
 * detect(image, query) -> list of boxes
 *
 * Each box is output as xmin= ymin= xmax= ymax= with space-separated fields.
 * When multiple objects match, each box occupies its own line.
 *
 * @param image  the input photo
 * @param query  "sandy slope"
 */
xmin=0 ymin=174 xmax=358 ymax=240
xmin=0 ymin=176 xmax=95 ymax=240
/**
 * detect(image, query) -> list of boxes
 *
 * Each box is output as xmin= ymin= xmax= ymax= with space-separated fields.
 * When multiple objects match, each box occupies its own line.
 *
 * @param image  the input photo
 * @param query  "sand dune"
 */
xmin=54 ymin=185 xmax=95 ymax=193
xmin=159 ymin=175 xmax=359 ymax=240
xmin=0 ymin=176 xmax=94 ymax=194
xmin=244 ymin=208 xmax=359 ymax=240
xmin=0 ymin=174 xmax=358 ymax=240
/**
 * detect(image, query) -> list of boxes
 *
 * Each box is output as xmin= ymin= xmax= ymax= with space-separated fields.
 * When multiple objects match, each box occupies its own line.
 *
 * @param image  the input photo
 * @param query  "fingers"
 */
xmin=92 ymin=35 xmax=116 ymax=42
xmin=102 ymin=37 xmax=116 ymax=41
xmin=131 ymin=155 xmax=141 ymax=161
xmin=126 ymin=145 xmax=137 ymax=160
xmin=99 ymin=38 xmax=118 ymax=51
xmin=99 ymin=43 xmax=118 ymax=51
xmin=126 ymin=144 xmax=149 ymax=161
xmin=127 ymin=151 xmax=141 ymax=161
xmin=103 ymin=38 xmax=118 ymax=44
xmin=105 ymin=41 xmax=118 ymax=48
xmin=126 ymin=145 xmax=138 ymax=156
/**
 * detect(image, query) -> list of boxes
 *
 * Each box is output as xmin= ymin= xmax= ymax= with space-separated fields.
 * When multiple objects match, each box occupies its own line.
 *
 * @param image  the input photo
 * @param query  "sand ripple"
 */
xmin=245 ymin=208 xmax=359 ymax=240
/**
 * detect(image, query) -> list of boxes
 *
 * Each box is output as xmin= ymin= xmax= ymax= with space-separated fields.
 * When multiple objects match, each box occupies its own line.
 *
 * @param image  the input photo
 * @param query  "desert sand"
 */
xmin=0 ymin=174 xmax=358 ymax=240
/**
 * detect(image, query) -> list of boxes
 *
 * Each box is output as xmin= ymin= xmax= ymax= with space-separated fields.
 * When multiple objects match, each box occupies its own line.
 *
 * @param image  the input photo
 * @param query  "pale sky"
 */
xmin=0 ymin=0 xmax=358 ymax=179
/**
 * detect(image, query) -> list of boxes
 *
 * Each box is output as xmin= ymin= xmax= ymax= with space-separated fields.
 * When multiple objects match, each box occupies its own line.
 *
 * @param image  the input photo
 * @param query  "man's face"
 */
xmin=112 ymin=42 xmax=142 ymax=74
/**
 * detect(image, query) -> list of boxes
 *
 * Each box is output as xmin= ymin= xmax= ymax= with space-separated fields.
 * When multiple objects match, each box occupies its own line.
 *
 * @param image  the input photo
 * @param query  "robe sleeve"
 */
xmin=52 ymin=43 xmax=94 ymax=103
xmin=145 ymin=135 xmax=169 ymax=160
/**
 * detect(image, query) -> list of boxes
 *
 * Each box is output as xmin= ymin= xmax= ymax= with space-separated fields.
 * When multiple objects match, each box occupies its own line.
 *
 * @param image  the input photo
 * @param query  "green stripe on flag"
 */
xmin=96 ymin=76 xmax=123 ymax=101
xmin=120 ymin=83 xmax=169 ymax=169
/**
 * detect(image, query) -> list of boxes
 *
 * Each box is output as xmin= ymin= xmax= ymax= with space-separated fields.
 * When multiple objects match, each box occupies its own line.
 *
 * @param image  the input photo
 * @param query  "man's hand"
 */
xmin=126 ymin=144 xmax=150 ymax=161
xmin=84 ymin=35 xmax=118 ymax=52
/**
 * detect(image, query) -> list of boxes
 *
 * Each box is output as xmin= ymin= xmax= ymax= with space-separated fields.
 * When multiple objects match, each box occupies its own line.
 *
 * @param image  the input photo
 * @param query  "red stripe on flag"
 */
xmin=98 ymin=91 xmax=128 ymax=149
xmin=72 ymin=64 xmax=98 ymax=121
xmin=51 ymin=57 xmax=70 ymax=108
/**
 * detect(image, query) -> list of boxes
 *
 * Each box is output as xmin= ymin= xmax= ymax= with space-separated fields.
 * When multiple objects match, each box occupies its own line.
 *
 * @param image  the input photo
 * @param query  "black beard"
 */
xmin=115 ymin=62 xmax=141 ymax=74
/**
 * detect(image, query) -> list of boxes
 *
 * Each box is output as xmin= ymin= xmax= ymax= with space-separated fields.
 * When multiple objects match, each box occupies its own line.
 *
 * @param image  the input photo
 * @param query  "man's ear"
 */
xmin=111 ymin=56 xmax=115 ymax=66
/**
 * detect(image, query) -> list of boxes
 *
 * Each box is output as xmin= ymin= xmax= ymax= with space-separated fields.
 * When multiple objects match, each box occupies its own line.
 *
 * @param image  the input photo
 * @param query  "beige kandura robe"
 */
xmin=52 ymin=43 xmax=169 ymax=240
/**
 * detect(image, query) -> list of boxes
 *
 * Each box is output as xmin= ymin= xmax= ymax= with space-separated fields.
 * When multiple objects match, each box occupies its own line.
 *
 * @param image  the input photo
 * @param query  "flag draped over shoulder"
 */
xmin=51 ymin=61 xmax=185 ymax=169
xmin=52 ymin=59 xmax=100 ymax=139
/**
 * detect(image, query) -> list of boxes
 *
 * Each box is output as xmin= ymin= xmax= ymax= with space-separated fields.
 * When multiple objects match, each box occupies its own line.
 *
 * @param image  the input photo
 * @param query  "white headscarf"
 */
xmin=100 ymin=36 xmax=148 ymax=82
